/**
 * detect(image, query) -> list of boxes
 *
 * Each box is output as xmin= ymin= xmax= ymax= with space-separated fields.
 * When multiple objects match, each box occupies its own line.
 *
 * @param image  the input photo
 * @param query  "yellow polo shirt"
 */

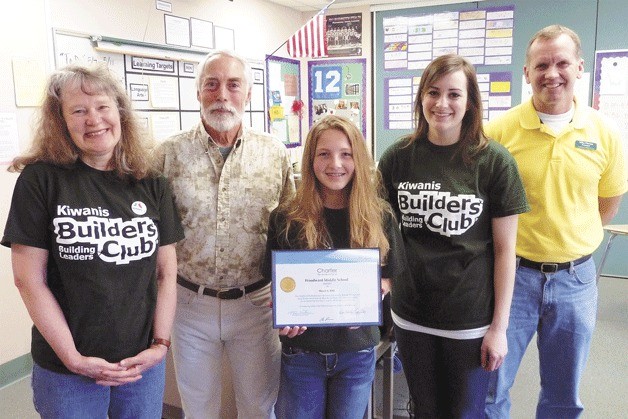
xmin=485 ymin=99 xmax=627 ymax=262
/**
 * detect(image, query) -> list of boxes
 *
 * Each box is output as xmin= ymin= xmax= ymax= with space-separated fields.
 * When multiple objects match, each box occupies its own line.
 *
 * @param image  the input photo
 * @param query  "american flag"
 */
xmin=286 ymin=2 xmax=333 ymax=58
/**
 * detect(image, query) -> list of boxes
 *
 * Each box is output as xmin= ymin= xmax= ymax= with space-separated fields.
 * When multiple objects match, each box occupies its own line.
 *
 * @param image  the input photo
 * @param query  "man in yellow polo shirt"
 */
xmin=484 ymin=25 xmax=627 ymax=418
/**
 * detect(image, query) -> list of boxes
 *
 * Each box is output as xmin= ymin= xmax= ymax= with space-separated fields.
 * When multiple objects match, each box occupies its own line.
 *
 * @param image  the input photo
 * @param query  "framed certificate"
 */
xmin=272 ymin=248 xmax=382 ymax=327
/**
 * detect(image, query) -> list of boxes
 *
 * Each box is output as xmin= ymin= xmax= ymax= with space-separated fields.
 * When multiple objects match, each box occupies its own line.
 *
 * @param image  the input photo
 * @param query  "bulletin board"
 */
xmin=593 ymin=49 xmax=628 ymax=157
xmin=52 ymin=30 xmax=268 ymax=141
xmin=373 ymin=0 xmax=600 ymax=160
xmin=265 ymin=55 xmax=302 ymax=148
xmin=53 ymin=30 xmax=203 ymax=141
xmin=308 ymin=59 xmax=366 ymax=138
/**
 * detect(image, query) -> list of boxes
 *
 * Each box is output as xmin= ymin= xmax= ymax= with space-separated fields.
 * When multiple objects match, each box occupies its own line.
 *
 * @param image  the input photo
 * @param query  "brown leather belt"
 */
xmin=518 ymin=255 xmax=591 ymax=274
xmin=177 ymin=275 xmax=269 ymax=299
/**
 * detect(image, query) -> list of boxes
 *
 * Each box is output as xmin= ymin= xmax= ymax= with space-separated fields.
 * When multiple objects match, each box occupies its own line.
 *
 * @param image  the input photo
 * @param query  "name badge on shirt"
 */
xmin=575 ymin=140 xmax=597 ymax=151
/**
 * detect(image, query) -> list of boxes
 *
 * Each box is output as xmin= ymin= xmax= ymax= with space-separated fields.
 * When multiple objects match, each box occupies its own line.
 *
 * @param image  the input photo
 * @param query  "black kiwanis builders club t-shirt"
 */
xmin=2 ymin=161 xmax=183 ymax=373
xmin=378 ymin=139 xmax=528 ymax=331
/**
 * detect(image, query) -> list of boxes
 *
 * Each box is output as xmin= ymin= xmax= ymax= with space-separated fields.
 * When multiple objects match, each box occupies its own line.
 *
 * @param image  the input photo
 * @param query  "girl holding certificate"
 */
xmin=263 ymin=115 xmax=408 ymax=419
xmin=377 ymin=54 xmax=529 ymax=418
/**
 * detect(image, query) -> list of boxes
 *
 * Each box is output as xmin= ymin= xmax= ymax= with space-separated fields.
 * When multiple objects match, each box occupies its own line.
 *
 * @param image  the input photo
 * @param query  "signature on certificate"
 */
xmin=289 ymin=310 xmax=313 ymax=317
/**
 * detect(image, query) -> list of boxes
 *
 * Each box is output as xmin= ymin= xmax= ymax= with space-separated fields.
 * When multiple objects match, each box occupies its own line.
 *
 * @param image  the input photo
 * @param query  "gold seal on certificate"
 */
xmin=280 ymin=277 xmax=296 ymax=292
xmin=271 ymin=248 xmax=382 ymax=328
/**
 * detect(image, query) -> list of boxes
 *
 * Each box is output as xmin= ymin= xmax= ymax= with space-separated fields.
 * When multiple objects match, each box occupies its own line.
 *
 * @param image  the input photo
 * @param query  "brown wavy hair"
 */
xmin=8 ymin=63 xmax=154 ymax=180
xmin=279 ymin=115 xmax=391 ymax=261
xmin=402 ymin=54 xmax=488 ymax=165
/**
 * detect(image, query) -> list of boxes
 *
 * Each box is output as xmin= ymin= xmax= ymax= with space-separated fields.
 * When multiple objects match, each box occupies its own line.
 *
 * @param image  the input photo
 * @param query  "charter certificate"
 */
xmin=272 ymin=248 xmax=381 ymax=327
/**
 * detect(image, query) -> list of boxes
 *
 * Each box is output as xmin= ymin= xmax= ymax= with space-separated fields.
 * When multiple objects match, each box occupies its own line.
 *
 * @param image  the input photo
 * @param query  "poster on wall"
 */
xmin=266 ymin=55 xmax=301 ymax=147
xmin=308 ymin=59 xmax=366 ymax=138
xmin=326 ymin=13 xmax=362 ymax=57
xmin=593 ymin=49 xmax=628 ymax=159
xmin=382 ymin=5 xmax=514 ymax=70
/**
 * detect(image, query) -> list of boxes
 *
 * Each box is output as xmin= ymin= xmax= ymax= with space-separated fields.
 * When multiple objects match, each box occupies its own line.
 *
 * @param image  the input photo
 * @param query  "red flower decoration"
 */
xmin=291 ymin=99 xmax=305 ymax=119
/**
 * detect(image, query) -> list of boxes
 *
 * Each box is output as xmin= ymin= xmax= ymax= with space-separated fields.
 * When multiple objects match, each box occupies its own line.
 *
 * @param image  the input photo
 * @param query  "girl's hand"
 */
xmin=481 ymin=327 xmax=507 ymax=372
xmin=278 ymin=326 xmax=307 ymax=338
xmin=381 ymin=277 xmax=392 ymax=299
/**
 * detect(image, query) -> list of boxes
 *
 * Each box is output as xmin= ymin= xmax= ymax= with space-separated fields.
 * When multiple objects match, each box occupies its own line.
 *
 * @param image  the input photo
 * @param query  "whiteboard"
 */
xmin=54 ymin=32 xmax=126 ymax=84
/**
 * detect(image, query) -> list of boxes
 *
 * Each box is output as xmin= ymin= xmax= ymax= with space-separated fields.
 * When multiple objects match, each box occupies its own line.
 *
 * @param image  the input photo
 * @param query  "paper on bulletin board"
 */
xmin=288 ymin=114 xmax=301 ymax=143
xmin=150 ymin=112 xmax=181 ymax=141
xmin=594 ymin=50 xmax=628 ymax=163
xmin=12 ymin=58 xmax=47 ymax=107
xmin=271 ymin=119 xmax=289 ymax=143
xmin=284 ymin=74 xmax=298 ymax=97
xmin=149 ymin=76 xmax=179 ymax=109
xmin=269 ymin=105 xmax=285 ymax=121
xmin=0 ymin=113 xmax=20 ymax=164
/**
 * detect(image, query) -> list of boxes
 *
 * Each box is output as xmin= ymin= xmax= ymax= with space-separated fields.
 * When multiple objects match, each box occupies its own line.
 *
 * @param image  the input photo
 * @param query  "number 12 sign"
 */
xmin=311 ymin=66 xmax=342 ymax=100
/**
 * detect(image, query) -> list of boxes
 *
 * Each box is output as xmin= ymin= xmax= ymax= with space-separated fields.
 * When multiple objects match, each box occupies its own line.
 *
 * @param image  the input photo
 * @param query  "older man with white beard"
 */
xmin=156 ymin=50 xmax=295 ymax=418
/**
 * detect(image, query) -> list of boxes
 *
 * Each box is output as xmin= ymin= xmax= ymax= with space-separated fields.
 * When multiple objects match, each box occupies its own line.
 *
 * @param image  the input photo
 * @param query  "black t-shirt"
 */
xmin=2 ymin=161 xmax=184 ymax=373
xmin=263 ymin=205 xmax=408 ymax=353
xmin=378 ymin=138 xmax=528 ymax=330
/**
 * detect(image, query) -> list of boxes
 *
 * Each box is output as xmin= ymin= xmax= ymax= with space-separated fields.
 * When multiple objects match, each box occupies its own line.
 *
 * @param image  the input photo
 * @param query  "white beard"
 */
xmin=202 ymin=104 xmax=243 ymax=132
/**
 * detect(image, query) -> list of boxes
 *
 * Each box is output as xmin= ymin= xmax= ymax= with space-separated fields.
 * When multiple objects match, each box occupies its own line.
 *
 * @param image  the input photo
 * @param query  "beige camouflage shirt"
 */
xmin=155 ymin=122 xmax=295 ymax=288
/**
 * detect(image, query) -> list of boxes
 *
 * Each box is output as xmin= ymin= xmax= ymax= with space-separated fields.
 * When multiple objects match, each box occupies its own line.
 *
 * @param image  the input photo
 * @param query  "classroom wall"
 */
xmin=0 ymin=0 xmax=306 ymax=371
xmin=0 ymin=0 xmax=373 ymax=378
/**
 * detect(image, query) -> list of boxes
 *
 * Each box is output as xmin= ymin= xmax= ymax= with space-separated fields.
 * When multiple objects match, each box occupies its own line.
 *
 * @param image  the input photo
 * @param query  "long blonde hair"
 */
xmin=279 ymin=115 xmax=391 ymax=260
xmin=9 ymin=63 xmax=154 ymax=180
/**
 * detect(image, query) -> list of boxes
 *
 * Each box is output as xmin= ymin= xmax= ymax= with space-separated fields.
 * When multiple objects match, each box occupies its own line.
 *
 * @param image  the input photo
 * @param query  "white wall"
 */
xmin=0 ymin=0 xmax=306 ymax=367
xmin=0 ymin=0 xmax=49 ymax=367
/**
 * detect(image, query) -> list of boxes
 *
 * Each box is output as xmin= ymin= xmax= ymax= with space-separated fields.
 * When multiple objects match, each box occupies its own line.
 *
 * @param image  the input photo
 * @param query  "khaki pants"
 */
xmin=172 ymin=283 xmax=280 ymax=418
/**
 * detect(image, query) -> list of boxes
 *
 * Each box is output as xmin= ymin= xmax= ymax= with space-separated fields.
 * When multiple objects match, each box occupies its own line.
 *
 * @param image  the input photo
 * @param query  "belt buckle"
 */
xmin=216 ymin=287 xmax=243 ymax=299
xmin=540 ymin=263 xmax=558 ymax=273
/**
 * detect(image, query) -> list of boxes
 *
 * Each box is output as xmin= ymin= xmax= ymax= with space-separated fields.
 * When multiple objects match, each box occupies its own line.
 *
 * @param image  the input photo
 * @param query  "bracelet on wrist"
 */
xmin=151 ymin=338 xmax=171 ymax=350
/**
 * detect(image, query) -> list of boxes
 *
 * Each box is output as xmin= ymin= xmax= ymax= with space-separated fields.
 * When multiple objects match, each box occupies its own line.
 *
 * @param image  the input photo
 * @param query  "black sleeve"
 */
xmin=1 ymin=166 xmax=50 ymax=249
xmin=156 ymin=176 xmax=185 ymax=246
xmin=377 ymin=145 xmax=402 ymax=222
xmin=486 ymin=144 xmax=530 ymax=218
xmin=380 ymin=209 xmax=408 ymax=282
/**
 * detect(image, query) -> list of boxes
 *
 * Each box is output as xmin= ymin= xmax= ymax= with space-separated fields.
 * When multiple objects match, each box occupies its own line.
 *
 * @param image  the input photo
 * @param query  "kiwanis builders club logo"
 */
xmin=53 ymin=203 xmax=158 ymax=264
xmin=397 ymin=182 xmax=483 ymax=237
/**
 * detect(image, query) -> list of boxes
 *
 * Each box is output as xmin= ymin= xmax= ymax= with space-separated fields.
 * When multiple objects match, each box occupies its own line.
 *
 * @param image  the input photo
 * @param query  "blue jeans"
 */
xmin=485 ymin=257 xmax=597 ymax=419
xmin=395 ymin=327 xmax=490 ymax=418
xmin=275 ymin=345 xmax=376 ymax=419
xmin=31 ymin=359 xmax=165 ymax=419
